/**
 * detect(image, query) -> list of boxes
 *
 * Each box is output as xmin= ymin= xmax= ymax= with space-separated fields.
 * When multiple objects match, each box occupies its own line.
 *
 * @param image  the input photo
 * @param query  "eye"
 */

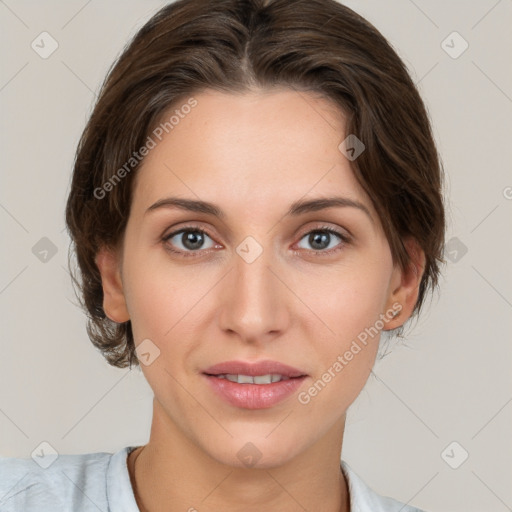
xmin=163 ymin=226 xmax=218 ymax=257
xmin=162 ymin=224 xmax=350 ymax=259
xmin=295 ymin=227 xmax=349 ymax=255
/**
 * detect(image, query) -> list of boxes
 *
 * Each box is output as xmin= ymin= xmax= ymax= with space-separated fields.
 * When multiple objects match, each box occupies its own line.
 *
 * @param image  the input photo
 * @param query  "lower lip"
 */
xmin=203 ymin=374 xmax=307 ymax=409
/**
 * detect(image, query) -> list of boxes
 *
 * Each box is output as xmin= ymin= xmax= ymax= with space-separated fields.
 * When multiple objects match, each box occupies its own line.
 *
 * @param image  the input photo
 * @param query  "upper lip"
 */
xmin=203 ymin=360 xmax=307 ymax=378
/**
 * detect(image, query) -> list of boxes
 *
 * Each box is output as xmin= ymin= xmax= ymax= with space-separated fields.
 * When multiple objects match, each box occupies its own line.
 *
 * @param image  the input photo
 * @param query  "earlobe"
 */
xmin=95 ymin=247 xmax=130 ymax=323
xmin=384 ymin=238 xmax=426 ymax=330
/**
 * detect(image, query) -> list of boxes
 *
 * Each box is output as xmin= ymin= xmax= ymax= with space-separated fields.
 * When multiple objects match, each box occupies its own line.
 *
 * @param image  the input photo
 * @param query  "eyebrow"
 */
xmin=145 ymin=195 xmax=373 ymax=222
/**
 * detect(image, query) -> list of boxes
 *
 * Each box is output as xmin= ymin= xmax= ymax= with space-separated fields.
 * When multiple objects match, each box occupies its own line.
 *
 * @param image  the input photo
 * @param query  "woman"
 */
xmin=0 ymin=0 xmax=444 ymax=510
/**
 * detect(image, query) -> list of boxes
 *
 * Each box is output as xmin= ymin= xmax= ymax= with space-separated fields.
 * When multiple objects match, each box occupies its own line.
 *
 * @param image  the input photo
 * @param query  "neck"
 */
xmin=128 ymin=399 xmax=350 ymax=512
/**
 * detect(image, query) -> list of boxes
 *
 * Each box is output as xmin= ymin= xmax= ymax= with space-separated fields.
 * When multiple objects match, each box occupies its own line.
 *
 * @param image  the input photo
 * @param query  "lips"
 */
xmin=203 ymin=360 xmax=307 ymax=378
xmin=202 ymin=360 xmax=308 ymax=409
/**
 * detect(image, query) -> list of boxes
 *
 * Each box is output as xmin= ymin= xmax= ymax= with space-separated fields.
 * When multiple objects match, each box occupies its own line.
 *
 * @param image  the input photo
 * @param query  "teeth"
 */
xmin=218 ymin=374 xmax=290 ymax=384
xmin=253 ymin=375 xmax=272 ymax=384
xmin=237 ymin=374 xmax=254 ymax=384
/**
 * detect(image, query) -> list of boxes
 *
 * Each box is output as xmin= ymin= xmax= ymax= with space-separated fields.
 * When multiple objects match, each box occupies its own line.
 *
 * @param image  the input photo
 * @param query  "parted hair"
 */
xmin=65 ymin=0 xmax=445 ymax=368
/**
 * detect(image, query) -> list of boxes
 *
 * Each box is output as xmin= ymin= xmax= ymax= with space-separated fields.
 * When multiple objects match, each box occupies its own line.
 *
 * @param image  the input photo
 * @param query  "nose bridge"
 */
xmin=219 ymin=235 xmax=287 ymax=339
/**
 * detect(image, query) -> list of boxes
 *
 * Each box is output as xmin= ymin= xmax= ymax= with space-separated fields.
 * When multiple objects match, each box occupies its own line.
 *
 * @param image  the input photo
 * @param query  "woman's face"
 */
xmin=99 ymin=87 xmax=418 ymax=468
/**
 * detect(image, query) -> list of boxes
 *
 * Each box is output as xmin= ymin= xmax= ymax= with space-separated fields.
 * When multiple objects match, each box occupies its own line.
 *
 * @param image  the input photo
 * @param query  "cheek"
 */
xmin=302 ymin=255 xmax=392 ymax=344
xmin=122 ymin=254 xmax=201 ymax=396
xmin=294 ymin=253 xmax=392 ymax=402
xmin=122 ymin=239 xmax=199 ymax=338
xmin=124 ymin=268 xmax=178 ymax=342
xmin=122 ymin=246 xmax=217 ymax=381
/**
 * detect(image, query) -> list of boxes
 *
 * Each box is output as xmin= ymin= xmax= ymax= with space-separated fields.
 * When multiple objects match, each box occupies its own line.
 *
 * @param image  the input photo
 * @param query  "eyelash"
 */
xmin=162 ymin=224 xmax=351 ymax=259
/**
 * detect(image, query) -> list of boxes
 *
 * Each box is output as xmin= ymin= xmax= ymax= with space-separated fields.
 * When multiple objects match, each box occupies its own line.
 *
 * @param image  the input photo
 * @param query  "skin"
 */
xmin=96 ymin=87 xmax=425 ymax=512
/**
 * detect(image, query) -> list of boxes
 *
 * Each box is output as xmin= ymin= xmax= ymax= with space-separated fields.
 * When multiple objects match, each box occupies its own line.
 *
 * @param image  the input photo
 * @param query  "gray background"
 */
xmin=1 ymin=1 xmax=511 ymax=511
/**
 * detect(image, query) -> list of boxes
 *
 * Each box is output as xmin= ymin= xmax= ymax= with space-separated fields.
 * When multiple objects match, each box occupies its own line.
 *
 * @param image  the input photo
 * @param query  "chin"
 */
xmin=202 ymin=430 xmax=308 ymax=470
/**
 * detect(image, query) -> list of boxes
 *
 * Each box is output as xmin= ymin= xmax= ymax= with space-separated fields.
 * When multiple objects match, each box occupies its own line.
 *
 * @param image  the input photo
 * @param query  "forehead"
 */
xmin=132 ymin=88 xmax=374 ymax=219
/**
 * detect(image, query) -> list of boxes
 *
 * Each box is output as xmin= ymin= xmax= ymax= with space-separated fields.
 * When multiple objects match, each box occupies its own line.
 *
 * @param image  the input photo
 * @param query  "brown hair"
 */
xmin=65 ymin=0 xmax=445 ymax=369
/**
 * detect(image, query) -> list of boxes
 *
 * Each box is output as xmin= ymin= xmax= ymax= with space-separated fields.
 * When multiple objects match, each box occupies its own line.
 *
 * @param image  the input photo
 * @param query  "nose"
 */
xmin=217 ymin=240 xmax=290 ymax=345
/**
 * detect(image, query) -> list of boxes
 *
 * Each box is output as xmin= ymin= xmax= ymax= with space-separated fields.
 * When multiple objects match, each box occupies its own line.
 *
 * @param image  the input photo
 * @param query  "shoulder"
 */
xmin=0 ymin=446 xmax=135 ymax=512
xmin=341 ymin=460 xmax=428 ymax=512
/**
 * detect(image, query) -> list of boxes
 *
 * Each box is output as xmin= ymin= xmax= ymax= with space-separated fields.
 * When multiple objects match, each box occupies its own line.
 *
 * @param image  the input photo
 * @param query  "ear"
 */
xmin=95 ymin=247 xmax=130 ymax=323
xmin=383 ymin=237 xmax=426 ymax=330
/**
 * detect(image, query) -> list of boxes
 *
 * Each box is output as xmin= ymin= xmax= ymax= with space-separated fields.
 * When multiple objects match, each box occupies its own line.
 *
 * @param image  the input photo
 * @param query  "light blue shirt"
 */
xmin=0 ymin=446 xmax=426 ymax=511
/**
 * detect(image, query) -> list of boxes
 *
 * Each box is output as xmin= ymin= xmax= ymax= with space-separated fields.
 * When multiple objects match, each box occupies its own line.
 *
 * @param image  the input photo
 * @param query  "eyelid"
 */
xmin=162 ymin=223 xmax=215 ymax=242
xmin=295 ymin=223 xmax=351 ymax=242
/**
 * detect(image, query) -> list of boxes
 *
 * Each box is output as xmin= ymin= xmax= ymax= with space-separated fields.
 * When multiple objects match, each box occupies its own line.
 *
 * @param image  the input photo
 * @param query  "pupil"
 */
xmin=183 ymin=231 xmax=203 ymax=250
xmin=310 ymin=232 xmax=329 ymax=250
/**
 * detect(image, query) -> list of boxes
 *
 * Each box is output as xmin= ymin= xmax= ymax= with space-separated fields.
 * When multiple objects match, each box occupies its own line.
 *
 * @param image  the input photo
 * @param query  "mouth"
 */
xmin=202 ymin=360 xmax=308 ymax=409
xmin=203 ymin=359 xmax=307 ymax=378
xmin=204 ymin=373 xmax=300 ymax=384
